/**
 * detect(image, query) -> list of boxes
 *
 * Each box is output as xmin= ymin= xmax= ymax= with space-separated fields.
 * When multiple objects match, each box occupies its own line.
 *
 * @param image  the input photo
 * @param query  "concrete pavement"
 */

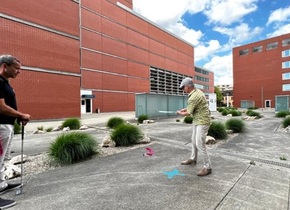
xmin=5 ymin=110 xmax=290 ymax=210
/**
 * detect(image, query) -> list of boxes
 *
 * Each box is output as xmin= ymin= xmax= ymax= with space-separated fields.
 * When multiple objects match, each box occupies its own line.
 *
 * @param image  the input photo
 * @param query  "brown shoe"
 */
xmin=181 ymin=159 xmax=196 ymax=165
xmin=197 ymin=168 xmax=212 ymax=176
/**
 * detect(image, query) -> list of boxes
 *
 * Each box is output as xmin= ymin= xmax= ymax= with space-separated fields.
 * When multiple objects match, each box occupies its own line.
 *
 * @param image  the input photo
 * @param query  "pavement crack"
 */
xmin=213 ymin=165 xmax=251 ymax=210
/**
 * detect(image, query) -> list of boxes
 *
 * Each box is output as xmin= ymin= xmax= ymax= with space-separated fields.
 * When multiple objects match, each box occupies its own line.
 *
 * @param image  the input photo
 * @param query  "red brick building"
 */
xmin=233 ymin=33 xmax=290 ymax=110
xmin=1 ymin=0 xmax=213 ymax=120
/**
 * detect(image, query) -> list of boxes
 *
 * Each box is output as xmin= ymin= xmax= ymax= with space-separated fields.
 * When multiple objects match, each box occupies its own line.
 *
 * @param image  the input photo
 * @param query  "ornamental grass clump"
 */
xmin=138 ymin=114 xmax=148 ymax=123
xmin=62 ymin=118 xmax=81 ymax=130
xmin=276 ymin=111 xmax=290 ymax=118
xmin=229 ymin=109 xmax=242 ymax=116
xmin=111 ymin=124 xmax=143 ymax=146
xmin=282 ymin=117 xmax=290 ymax=128
xmin=184 ymin=116 xmax=193 ymax=124
xmin=225 ymin=118 xmax=245 ymax=133
xmin=107 ymin=117 xmax=125 ymax=129
xmin=246 ymin=110 xmax=261 ymax=118
xmin=14 ymin=120 xmax=21 ymax=134
xmin=208 ymin=121 xmax=227 ymax=140
xmin=49 ymin=132 xmax=98 ymax=165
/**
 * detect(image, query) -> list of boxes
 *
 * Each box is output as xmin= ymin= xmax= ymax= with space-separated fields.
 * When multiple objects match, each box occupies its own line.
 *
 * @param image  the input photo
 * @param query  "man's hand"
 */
xmin=20 ymin=113 xmax=31 ymax=126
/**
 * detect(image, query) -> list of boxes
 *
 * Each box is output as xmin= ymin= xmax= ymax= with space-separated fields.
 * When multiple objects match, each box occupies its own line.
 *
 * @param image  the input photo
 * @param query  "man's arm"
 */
xmin=0 ymin=99 xmax=31 ymax=123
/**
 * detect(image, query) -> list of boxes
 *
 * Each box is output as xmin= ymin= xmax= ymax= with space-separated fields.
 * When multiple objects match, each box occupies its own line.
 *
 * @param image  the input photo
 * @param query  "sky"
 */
xmin=132 ymin=0 xmax=290 ymax=85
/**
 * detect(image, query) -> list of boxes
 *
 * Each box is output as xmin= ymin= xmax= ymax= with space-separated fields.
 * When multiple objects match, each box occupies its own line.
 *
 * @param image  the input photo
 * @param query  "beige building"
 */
xmin=217 ymin=84 xmax=233 ymax=107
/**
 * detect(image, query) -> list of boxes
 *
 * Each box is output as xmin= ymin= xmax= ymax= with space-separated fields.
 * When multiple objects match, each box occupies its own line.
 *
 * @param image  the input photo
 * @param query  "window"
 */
xmin=282 ymin=61 xmax=290 ymax=69
xmin=266 ymin=41 xmax=278 ymax=50
xmin=282 ymin=38 xmax=290 ymax=47
xmin=195 ymin=67 xmax=209 ymax=75
xmin=282 ymin=73 xmax=290 ymax=80
xmin=194 ymin=75 xmax=209 ymax=83
xmin=195 ymin=84 xmax=209 ymax=90
xmin=239 ymin=49 xmax=249 ymax=56
xmin=252 ymin=46 xmax=262 ymax=53
xmin=282 ymin=50 xmax=290 ymax=57
xmin=282 ymin=84 xmax=290 ymax=91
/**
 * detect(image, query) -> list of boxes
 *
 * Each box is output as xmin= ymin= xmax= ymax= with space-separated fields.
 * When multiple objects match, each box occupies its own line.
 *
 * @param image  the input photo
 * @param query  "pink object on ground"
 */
xmin=143 ymin=147 xmax=154 ymax=156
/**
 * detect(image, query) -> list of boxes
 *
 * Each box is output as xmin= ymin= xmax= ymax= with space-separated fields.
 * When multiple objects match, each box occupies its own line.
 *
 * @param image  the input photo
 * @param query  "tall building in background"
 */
xmin=233 ymin=33 xmax=290 ymax=111
xmin=1 ymin=0 xmax=214 ymax=120
xmin=194 ymin=66 xmax=214 ymax=94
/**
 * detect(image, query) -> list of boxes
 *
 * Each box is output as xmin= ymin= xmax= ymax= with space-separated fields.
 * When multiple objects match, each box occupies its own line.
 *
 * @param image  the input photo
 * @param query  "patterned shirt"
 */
xmin=187 ymin=88 xmax=211 ymax=125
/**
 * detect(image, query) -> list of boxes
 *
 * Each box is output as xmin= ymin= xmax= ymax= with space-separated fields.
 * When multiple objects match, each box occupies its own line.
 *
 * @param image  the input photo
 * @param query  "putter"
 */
xmin=154 ymin=108 xmax=177 ymax=114
xmin=16 ymin=124 xmax=24 ymax=195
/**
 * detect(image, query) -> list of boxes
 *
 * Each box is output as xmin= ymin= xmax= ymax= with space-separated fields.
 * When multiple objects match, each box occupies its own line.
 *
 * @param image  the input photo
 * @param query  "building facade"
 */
xmin=233 ymin=33 xmax=290 ymax=110
xmin=194 ymin=66 xmax=214 ymax=94
xmin=1 ymin=0 xmax=213 ymax=120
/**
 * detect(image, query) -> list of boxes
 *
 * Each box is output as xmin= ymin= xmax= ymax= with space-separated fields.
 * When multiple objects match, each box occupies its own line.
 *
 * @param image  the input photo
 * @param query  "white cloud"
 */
xmin=214 ymin=23 xmax=263 ymax=44
xmin=267 ymin=6 xmax=290 ymax=26
xmin=203 ymin=54 xmax=233 ymax=85
xmin=267 ymin=24 xmax=290 ymax=38
xmin=194 ymin=40 xmax=221 ymax=62
xmin=204 ymin=0 xmax=258 ymax=26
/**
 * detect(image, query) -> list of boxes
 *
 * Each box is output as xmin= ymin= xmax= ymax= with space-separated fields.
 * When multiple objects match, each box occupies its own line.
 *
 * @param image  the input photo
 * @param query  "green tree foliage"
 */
xmin=214 ymin=86 xmax=223 ymax=107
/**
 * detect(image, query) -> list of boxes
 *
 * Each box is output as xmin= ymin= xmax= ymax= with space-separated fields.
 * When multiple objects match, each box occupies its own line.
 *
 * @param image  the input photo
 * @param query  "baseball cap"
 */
xmin=179 ymin=77 xmax=194 ymax=89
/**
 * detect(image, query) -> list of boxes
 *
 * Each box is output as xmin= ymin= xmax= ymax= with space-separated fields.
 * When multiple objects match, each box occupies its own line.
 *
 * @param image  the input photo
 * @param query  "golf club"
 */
xmin=15 ymin=124 xmax=24 ymax=195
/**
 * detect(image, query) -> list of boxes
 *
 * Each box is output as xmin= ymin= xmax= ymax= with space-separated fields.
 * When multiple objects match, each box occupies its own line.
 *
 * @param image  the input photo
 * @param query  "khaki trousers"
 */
xmin=190 ymin=124 xmax=211 ymax=169
xmin=0 ymin=124 xmax=13 ymax=189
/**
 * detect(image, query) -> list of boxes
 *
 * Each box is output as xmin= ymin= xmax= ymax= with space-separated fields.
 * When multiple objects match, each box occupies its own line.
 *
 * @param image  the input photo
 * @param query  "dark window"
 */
xmin=239 ymin=49 xmax=249 ymax=56
xmin=266 ymin=41 xmax=278 ymax=50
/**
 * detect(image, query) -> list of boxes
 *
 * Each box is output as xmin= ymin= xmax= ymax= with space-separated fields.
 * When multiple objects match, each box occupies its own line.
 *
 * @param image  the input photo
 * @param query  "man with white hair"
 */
xmin=177 ymin=77 xmax=212 ymax=176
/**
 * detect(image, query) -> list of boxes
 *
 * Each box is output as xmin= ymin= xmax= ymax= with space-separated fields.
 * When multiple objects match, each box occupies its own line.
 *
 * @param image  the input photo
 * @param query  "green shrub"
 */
xmin=282 ymin=117 xmax=290 ymax=128
xmin=225 ymin=118 xmax=245 ymax=133
xmin=138 ymin=114 xmax=149 ymax=123
xmin=49 ymin=132 xmax=98 ymax=165
xmin=107 ymin=117 xmax=125 ymax=129
xmin=217 ymin=107 xmax=225 ymax=113
xmin=208 ymin=121 xmax=227 ymax=140
xmin=221 ymin=109 xmax=229 ymax=116
xmin=37 ymin=126 xmax=44 ymax=131
xmin=276 ymin=111 xmax=290 ymax=118
xmin=184 ymin=116 xmax=193 ymax=124
xmin=62 ymin=118 xmax=81 ymax=130
xmin=229 ymin=110 xmax=242 ymax=116
xmin=111 ymin=124 xmax=143 ymax=146
xmin=176 ymin=119 xmax=180 ymax=122
xmin=14 ymin=120 xmax=21 ymax=134
xmin=46 ymin=127 xmax=53 ymax=132
xmin=248 ymin=107 xmax=258 ymax=110
xmin=246 ymin=110 xmax=261 ymax=118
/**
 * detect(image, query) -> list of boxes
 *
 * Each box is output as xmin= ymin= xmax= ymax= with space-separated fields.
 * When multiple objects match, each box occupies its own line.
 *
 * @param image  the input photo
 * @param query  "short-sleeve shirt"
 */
xmin=187 ymin=88 xmax=211 ymax=125
xmin=0 ymin=75 xmax=17 ymax=125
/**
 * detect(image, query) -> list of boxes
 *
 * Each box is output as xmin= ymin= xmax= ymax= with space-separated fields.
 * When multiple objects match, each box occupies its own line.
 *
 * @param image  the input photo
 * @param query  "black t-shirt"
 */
xmin=0 ymin=76 xmax=17 ymax=124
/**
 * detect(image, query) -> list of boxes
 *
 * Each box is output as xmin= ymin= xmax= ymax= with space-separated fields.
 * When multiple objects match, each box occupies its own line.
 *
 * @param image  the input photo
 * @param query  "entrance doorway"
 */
xmin=86 ymin=99 xmax=91 ymax=112
xmin=265 ymin=100 xmax=271 ymax=108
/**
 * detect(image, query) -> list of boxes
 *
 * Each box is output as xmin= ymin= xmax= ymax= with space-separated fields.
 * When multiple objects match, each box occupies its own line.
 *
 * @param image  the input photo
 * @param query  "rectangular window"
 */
xmin=282 ymin=84 xmax=290 ymax=91
xmin=282 ymin=50 xmax=290 ymax=57
xmin=252 ymin=46 xmax=262 ymax=53
xmin=282 ymin=61 xmax=290 ymax=69
xmin=266 ymin=41 xmax=278 ymax=50
xmin=282 ymin=73 xmax=290 ymax=80
xmin=282 ymin=38 xmax=290 ymax=47
xmin=239 ymin=49 xmax=249 ymax=56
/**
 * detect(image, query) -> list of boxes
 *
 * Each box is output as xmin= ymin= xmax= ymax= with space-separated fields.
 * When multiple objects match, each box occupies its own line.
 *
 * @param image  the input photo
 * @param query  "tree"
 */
xmin=214 ymin=86 xmax=223 ymax=107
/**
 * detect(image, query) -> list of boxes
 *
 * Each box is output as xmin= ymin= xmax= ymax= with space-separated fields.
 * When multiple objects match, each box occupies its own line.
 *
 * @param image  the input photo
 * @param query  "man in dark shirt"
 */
xmin=0 ymin=55 xmax=31 ymax=209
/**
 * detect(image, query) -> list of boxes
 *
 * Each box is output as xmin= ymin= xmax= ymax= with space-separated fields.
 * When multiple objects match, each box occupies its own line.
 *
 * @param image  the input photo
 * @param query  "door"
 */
xmin=86 ymin=99 xmax=91 ymax=113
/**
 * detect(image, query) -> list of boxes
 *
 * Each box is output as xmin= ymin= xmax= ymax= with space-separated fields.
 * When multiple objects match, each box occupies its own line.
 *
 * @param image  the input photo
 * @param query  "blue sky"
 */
xmin=132 ymin=0 xmax=290 ymax=85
